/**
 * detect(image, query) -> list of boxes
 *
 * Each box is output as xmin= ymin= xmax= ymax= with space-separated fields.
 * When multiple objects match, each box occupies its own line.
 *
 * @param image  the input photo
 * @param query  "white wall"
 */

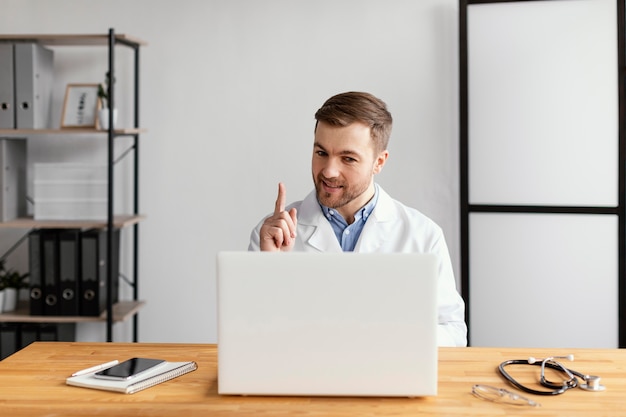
xmin=0 ymin=0 xmax=460 ymax=343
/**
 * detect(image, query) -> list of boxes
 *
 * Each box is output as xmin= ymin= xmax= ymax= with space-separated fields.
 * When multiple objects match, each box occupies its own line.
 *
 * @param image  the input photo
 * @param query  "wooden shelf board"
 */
xmin=0 ymin=128 xmax=146 ymax=136
xmin=0 ymin=34 xmax=147 ymax=46
xmin=0 ymin=215 xmax=146 ymax=229
xmin=0 ymin=300 xmax=146 ymax=324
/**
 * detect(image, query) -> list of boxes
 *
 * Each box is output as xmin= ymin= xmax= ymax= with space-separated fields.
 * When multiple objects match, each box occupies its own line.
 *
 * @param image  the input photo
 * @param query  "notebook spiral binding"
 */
xmin=127 ymin=361 xmax=198 ymax=394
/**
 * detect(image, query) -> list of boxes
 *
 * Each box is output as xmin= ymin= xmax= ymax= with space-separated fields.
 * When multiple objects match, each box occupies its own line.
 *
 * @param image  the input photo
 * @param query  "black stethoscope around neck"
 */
xmin=498 ymin=355 xmax=606 ymax=396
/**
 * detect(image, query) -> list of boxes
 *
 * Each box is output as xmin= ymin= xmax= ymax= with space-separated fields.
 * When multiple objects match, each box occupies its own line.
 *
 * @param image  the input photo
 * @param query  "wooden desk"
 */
xmin=0 ymin=342 xmax=624 ymax=416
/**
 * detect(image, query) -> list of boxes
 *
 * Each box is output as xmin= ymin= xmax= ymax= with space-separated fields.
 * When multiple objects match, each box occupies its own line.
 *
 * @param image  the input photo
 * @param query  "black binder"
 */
xmin=58 ymin=229 xmax=81 ymax=316
xmin=28 ymin=229 xmax=44 ymax=315
xmin=41 ymin=229 xmax=60 ymax=316
xmin=80 ymin=228 xmax=120 ymax=316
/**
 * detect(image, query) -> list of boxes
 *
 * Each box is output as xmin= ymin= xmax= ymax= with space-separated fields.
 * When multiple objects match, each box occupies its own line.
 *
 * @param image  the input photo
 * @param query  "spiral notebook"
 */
xmin=66 ymin=361 xmax=197 ymax=394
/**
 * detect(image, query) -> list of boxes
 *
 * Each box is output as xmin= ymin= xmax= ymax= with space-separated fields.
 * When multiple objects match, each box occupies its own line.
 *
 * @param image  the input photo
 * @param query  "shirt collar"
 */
xmin=319 ymin=184 xmax=379 ymax=224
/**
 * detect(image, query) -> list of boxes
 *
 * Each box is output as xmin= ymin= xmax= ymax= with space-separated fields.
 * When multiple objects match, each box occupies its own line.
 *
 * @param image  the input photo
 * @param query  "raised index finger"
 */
xmin=274 ymin=182 xmax=287 ymax=215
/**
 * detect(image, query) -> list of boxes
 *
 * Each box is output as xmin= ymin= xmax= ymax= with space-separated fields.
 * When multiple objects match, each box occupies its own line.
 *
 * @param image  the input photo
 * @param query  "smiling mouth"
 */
xmin=322 ymin=180 xmax=343 ymax=192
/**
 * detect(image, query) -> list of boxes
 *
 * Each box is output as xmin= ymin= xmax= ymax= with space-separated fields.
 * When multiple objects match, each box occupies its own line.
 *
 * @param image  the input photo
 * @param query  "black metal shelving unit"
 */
xmin=0 ymin=28 xmax=146 ymax=348
xmin=105 ymin=27 xmax=143 ymax=342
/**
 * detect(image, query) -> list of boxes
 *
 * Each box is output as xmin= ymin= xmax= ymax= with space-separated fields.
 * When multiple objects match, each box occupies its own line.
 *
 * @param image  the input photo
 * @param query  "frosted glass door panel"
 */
xmin=468 ymin=0 xmax=618 ymax=206
xmin=469 ymin=213 xmax=618 ymax=348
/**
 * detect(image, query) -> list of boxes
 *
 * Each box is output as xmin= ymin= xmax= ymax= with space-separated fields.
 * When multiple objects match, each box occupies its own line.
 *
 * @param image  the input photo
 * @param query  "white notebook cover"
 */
xmin=66 ymin=361 xmax=197 ymax=394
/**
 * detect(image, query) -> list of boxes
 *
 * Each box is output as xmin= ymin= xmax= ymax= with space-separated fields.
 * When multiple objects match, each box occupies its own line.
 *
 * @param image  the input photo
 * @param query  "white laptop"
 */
xmin=216 ymin=251 xmax=438 ymax=397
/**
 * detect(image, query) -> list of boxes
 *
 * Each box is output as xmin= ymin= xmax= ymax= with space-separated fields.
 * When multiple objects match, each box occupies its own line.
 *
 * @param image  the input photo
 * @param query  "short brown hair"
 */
xmin=314 ymin=92 xmax=393 ymax=154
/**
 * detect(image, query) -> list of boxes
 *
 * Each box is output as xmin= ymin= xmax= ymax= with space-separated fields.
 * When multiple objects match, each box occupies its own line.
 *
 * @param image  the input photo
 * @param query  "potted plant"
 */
xmin=0 ymin=259 xmax=29 ymax=312
xmin=97 ymin=71 xmax=117 ymax=130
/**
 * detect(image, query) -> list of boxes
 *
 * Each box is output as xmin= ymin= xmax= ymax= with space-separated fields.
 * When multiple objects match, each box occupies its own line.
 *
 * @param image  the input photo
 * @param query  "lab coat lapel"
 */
xmin=354 ymin=186 xmax=396 ymax=252
xmin=297 ymin=191 xmax=342 ymax=253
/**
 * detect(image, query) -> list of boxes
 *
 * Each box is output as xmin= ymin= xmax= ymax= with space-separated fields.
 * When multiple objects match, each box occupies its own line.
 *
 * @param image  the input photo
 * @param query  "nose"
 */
xmin=320 ymin=158 xmax=340 ymax=179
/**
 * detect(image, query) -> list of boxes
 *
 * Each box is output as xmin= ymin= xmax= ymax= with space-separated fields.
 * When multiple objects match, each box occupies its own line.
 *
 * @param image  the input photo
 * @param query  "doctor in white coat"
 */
xmin=249 ymin=92 xmax=467 ymax=347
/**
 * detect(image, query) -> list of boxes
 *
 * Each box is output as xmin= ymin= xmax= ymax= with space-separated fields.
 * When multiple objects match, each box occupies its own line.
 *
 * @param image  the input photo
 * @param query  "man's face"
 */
xmin=312 ymin=121 xmax=388 ymax=220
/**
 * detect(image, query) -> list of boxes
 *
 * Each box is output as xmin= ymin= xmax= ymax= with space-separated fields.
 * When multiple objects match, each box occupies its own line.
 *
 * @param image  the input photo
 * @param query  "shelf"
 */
xmin=0 ymin=300 xmax=146 ymax=324
xmin=1 ymin=29 xmax=145 ymax=344
xmin=0 ymin=34 xmax=147 ymax=47
xmin=0 ymin=215 xmax=146 ymax=229
xmin=0 ymin=128 xmax=146 ymax=137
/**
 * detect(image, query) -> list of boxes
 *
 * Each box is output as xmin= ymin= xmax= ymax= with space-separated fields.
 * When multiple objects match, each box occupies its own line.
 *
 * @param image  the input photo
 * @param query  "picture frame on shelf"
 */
xmin=60 ymin=84 xmax=100 ymax=128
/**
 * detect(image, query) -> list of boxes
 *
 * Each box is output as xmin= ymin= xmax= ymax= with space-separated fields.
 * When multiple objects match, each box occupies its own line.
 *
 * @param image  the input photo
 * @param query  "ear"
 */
xmin=373 ymin=150 xmax=389 ymax=174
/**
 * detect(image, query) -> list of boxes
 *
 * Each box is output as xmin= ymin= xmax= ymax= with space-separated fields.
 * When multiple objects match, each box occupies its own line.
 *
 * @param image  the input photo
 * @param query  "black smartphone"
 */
xmin=93 ymin=358 xmax=165 ymax=381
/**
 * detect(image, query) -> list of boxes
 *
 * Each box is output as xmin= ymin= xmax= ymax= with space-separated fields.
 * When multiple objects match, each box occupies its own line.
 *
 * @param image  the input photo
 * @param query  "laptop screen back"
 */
xmin=217 ymin=251 xmax=438 ymax=397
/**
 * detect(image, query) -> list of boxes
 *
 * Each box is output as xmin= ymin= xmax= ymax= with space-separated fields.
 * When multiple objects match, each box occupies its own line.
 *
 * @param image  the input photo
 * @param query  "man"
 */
xmin=249 ymin=91 xmax=467 ymax=347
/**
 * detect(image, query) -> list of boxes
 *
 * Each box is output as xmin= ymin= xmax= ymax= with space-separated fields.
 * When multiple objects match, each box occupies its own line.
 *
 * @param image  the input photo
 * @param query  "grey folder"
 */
xmin=0 ymin=44 xmax=15 ymax=128
xmin=14 ymin=43 xmax=54 ymax=129
xmin=0 ymin=138 xmax=27 ymax=222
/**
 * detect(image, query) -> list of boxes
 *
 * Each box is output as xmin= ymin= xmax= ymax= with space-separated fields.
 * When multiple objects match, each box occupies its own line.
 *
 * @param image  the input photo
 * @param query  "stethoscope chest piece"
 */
xmin=580 ymin=375 xmax=606 ymax=392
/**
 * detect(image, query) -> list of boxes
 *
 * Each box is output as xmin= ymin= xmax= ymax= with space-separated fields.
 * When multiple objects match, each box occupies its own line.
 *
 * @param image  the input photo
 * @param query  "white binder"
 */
xmin=0 ymin=44 xmax=14 ymax=129
xmin=0 ymin=138 xmax=27 ymax=222
xmin=14 ymin=43 xmax=54 ymax=129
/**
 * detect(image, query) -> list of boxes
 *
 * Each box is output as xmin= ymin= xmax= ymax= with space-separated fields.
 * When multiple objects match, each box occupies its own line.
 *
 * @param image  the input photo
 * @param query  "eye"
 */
xmin=343 ymin=156 xmax=357 ymax=164
xmin=315 ymin=150 xmax=328 ymax=157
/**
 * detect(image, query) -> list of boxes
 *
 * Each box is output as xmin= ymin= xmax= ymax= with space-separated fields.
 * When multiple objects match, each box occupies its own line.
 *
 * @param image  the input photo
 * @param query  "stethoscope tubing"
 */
xmin=498 ymin=359 xmax=588 ymax=396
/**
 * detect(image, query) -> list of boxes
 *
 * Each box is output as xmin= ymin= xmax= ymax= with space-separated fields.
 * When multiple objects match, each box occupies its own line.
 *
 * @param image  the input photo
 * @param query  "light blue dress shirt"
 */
xmin=320 ymin=186 xmax=379 ymax=252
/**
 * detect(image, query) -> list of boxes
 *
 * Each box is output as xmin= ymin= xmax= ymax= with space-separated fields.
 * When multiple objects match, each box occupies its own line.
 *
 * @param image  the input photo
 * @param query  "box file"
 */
xmin=0 ymin=44 xmax=14 ymax=128
xmin=41 ymin=229 xmax=60 ymax=316
xmin=28 ymin=229 xmax=121 ymax=317
xmin=80 ymin=228 xmax=120 ymax=316
xmin=28 ymin=230 xmax=44 ymax=316
xmin=0 ymin=138 xmax=27 ymax=222
xmin=59 ymin=229 xmax=81 ymax=316
xmin=14 ymin=43 xmax=54 ymax=129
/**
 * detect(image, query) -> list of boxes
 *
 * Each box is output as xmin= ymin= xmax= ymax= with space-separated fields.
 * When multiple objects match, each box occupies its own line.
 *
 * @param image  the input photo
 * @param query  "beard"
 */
xmin=314 ymin=174 xmax=371 ymax=210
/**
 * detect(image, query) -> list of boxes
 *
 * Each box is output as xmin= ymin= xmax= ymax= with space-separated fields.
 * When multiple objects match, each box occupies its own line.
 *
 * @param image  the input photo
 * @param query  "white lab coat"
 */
xmin=249 ymin=185 xmax=468 ymax=347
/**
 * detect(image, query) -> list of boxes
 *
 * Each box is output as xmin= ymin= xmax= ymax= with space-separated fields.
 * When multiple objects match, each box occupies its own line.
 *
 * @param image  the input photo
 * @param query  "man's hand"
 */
xmin=259 ymin=182 xmax=298 ymax=252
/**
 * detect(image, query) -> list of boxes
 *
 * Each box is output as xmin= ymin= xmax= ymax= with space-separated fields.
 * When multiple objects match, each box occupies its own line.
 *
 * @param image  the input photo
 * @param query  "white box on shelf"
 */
xmin=33 ymin=198 xmax=107 ymax=221
xmin=33 ymin=163 xmax=107 ymax=183
xmin=33 ymin=180 xmax=107 ymax=200
xmin=32 ymin=163 xmax=108 ymax=221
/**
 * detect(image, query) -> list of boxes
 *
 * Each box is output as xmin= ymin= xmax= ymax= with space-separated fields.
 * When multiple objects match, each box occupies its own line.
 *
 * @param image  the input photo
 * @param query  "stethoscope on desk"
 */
xmin=498 ymin=355 xmax=606 ymax=395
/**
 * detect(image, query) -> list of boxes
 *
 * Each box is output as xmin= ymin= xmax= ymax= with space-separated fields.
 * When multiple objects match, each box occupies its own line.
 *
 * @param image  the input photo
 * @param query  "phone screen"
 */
xmin=94 ymin=358 xmax=165 ymax=380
